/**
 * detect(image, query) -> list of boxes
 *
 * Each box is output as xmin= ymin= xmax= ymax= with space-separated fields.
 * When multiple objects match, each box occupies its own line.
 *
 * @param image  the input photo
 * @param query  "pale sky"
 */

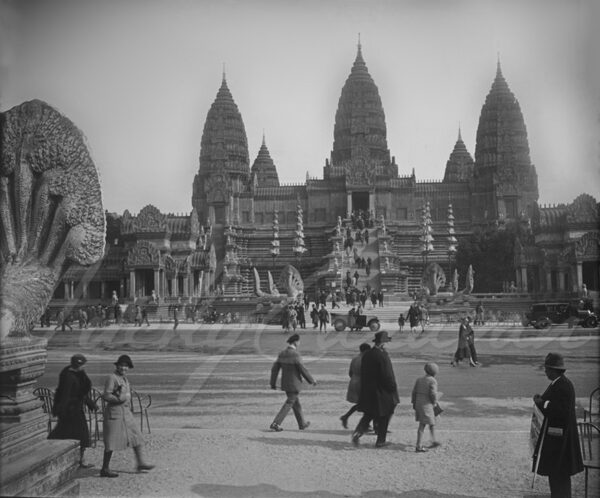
xmin=2 ymin=0 xmax=599 ymax=215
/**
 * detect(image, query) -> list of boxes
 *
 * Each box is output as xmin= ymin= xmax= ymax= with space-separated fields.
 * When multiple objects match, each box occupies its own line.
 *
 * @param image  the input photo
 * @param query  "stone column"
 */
xmin=100 ymin=281 xmax=106 ymax=300
xmin=546 ymin=269 xmax=552 ymax=292
xmin=171 ymin=278 xmax=177 ymax=297
xmin=129 ymin=271 xmax=136 ymax=298
xmin=576 ymin=262 xmax=583 ymax=290
xmin=347 ymin=192 xmax=352 ymax=218
xmin=558 ymin=269 xmax=565 ymax=291
xmin=208 ymin=206 xmax=215 ymax=225
xmin=521 ymin=267 xmax=528 ymax=292
xmin=515 ymin=269 xmax=521 ymax=291
xmin=183 ymin=275 xmax=189 ymax=297
xmin=82 ymin=282 xmax=88 ymax=299
xmin=70 ymin=281 xmax=75 ymax=300
xmin=154 ymin=270 xmax=160 ymax=298
xmin=63 ymin=281 xmax=69 ymax=299
xmin=369 ymin=191 xmax=375 ymax=213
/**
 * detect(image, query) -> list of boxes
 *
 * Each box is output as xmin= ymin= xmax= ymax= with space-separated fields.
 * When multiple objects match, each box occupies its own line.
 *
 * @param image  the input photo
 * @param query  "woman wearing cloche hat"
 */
xmin=100 ymin=354 xmax=154 ymax=478
xmin=48 ymin=354 xmax=98 ymax=468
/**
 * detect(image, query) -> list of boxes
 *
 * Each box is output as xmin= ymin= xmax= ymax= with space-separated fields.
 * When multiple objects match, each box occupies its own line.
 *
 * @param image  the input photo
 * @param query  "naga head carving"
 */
xmin=0 ymin=100 xmax=105 ymax=339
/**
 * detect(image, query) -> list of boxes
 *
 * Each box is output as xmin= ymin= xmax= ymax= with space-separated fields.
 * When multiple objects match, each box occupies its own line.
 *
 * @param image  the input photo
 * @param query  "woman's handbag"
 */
xmin=434 ymin=403 xmax=443 ymax=416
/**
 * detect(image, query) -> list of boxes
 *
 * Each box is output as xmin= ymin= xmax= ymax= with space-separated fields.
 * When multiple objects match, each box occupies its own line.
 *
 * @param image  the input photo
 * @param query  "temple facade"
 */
xmin=55 ymin=43 xmax=598 ymax=303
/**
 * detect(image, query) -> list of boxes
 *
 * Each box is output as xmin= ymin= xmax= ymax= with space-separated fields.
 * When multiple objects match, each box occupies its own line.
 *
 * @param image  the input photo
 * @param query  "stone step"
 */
xmin=0 ymin=439 xmax=80 ymax=497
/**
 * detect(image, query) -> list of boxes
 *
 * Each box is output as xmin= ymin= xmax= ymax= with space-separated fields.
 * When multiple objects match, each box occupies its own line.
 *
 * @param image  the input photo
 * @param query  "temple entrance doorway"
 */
xmin=135 ymin=269 xmax=154 ymax=297
xmin=352 ymin=191 xmax=369 ymax=214
xmin=583 ymin=261 xmax=599 ymax=290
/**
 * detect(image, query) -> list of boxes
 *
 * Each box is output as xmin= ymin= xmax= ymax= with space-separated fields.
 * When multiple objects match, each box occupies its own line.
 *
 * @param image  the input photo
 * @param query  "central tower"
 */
xmin=325 ymin=41 xmax=397 ymax=182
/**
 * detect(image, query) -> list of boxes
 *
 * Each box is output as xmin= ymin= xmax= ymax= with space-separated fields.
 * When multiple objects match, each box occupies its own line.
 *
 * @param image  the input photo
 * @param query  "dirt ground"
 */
xmin=73 ymin=405 xmax=595 ymax=498
xmin=33 ymin=324 xmax=598 ymax=497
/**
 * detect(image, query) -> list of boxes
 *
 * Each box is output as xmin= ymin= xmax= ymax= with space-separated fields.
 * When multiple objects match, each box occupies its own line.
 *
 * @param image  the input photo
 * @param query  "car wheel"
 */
xmin=333 ymin=318 xmax=346 ymax=332
xmin=583 ymin=316 xmax=598 ymax=329
xmin=535 ymin=318 xmax=551 ymax=330
xmin=368 ymin=319 xmax=380 ymax=332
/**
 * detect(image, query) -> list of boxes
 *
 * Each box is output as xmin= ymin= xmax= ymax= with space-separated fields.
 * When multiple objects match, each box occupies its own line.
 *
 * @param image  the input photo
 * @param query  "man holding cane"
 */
xmin=532 ymin=353 xmax=583 ymax=497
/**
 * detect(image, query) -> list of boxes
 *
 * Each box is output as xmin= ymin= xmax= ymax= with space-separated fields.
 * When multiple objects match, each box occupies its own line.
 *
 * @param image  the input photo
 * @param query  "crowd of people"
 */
xmin=268 ymin=332 xmax=584 ymax=497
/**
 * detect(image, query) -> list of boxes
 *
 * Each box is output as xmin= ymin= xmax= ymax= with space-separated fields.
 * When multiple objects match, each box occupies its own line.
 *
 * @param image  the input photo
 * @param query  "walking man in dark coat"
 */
xmin=532 ymin=353 xmax=583 ymax=498
xmin=351 ymin=330 xmax=399 ymax=448
xmin=269 ymin=334 xmax=317 ymax=432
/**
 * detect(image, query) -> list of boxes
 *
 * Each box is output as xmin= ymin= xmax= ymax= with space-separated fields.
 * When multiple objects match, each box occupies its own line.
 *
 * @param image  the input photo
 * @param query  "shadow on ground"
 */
xmin=248 ymin=436 xmax=412 ymax=452
xmin=191 ymin=483 xmax=487 ymax=497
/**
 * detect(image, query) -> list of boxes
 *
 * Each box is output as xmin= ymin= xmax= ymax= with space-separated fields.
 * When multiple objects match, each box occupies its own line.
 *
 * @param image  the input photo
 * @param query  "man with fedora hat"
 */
xmin=269 ymin=333 xmax=317 ymax=432
xmin=352 ymin=330 xmax=399 ymax=448
xmin=532 ymin=353 xmax=583 ymax=497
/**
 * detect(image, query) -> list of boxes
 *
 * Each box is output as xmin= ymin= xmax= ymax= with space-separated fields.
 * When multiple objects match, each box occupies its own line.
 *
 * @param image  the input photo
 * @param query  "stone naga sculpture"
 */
xmin=253 ymin=264 xmax=304 ymax=298
xmin=0 ymin=100 xmax=105 ymax=339
xmin=420 ymin=262 xmax=446 ymax=296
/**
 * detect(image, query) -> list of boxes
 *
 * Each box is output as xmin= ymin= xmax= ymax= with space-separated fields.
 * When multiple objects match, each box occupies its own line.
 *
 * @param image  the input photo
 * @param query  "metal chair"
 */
xmin=584 ymin=387 xmax=600 ymax=422
xmin=131 ymin=389 xmax=152 ymax=433
xmin=33 ymin=387 xmax=57 ymax=434
xmin=87 ymin=387 xmax=105 ymax=446
xmin=577 ymin=422 xmax=600 ymax=498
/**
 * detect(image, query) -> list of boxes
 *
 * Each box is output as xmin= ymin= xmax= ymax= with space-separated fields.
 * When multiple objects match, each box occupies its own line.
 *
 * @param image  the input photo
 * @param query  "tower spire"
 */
xmin=496 ymin=53 xmax=502 ymax=77
xmin=458 ymin=122 xmax=462 ymax=142
xmin=222 ymin=62 xmax=226 ymax=84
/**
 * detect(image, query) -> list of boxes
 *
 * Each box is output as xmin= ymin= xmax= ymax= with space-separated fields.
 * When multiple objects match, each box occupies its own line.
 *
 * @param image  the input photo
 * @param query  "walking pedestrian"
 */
xmin=340 ymin=343 xmax=370 ymax=428
xmin=351 ymin=330 xmax=399 ymax=448
xmin=398 ymin=313 xmax=405 ymax=332
xmin=411 ymin=362 xmax=441 ymax=452
xmin=466 ymin=317 xmax=479 ymax=365
xmin=141 ymin=306 xmax=150 ymax=326
xmin=100 ymin=354 xmax=154 ymax=478
xmin=172 ymin=301 xmax=180 ymax=330
xmin=407 ymin=304 xmax=419 ymax=334
xmin=134 ymin=305 xmax=143 ymax=327
xmin=310 ymin=304 xmax=318 ymax=329
xmin=269 ymin=334 xmax=317 ymax=432
xmin=451 ymin=318 xmax=476 ymax=367
xmin=475 ymin=302 xmax=485 ymax=325
xmin=49 ymin=354 xmax=97 ymax=468
xmin=532 ymin=353 xmax=583 ymax=498
xmin=318 ymin=304 xmax=329 ymax=333
xmin=78 ymin=309 xmax=88 ymax=329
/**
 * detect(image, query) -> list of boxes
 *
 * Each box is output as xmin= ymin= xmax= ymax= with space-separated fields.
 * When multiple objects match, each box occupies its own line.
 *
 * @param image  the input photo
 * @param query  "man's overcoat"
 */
xmin=533 ymin=374 xmax=584 ymax=476
xmin=270 ymin=346 xmax=314 ymax=393
xmin=358 ymin=346 xmax=399 ymax=416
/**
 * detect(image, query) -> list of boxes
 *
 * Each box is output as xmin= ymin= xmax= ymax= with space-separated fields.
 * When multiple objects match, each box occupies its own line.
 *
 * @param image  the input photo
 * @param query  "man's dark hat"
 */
xmin=373 ymin=330 xmax=391 ymax=343
xmin=544 ymin=353 xmax=566 ymax=371
xmin=70 ymin=353 xmax=87 ymax=367
xmin=114 ymin=354 xmax=134 ymax=368
xmin=287 ymin=333 xmax=300 ymax=344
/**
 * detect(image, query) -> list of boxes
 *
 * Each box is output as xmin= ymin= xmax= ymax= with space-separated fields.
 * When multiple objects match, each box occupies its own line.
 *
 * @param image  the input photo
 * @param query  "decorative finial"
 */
xmin=458 ymin=122 xmax=462 ymax=141
xmin=496 ymin=53 xmax=502 ymax=76
xmin=222 ymin=62 xmax=226 ymax=83
xmin=262 ymin=129 xmax=266 ymax=146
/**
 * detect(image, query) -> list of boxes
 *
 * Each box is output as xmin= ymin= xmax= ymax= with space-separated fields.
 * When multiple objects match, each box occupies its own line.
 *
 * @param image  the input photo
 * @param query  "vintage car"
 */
xmin=330 ymin=312 xmax=381 ymax=332
xmin=523 ymin=301 xmax=598 ymax=329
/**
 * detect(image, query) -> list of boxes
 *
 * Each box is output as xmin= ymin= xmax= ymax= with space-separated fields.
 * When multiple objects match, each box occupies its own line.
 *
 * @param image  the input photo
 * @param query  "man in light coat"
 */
xmin=269 ymin=334 xmax=317 ymax=432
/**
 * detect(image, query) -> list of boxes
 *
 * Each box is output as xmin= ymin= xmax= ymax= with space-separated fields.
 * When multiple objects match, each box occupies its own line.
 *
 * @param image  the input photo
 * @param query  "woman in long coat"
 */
xmin=451 ymin=318 xmax=475 ymax=367
xmin=411 ymin=362 xmax=441 ymax=452
xmin=100 ymin=355 xmax=154 ymax=478
xmin=49 ymin=354 xmax=97 ymax=467
xmin=340 ymin=343 xmax=370 ymax=428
